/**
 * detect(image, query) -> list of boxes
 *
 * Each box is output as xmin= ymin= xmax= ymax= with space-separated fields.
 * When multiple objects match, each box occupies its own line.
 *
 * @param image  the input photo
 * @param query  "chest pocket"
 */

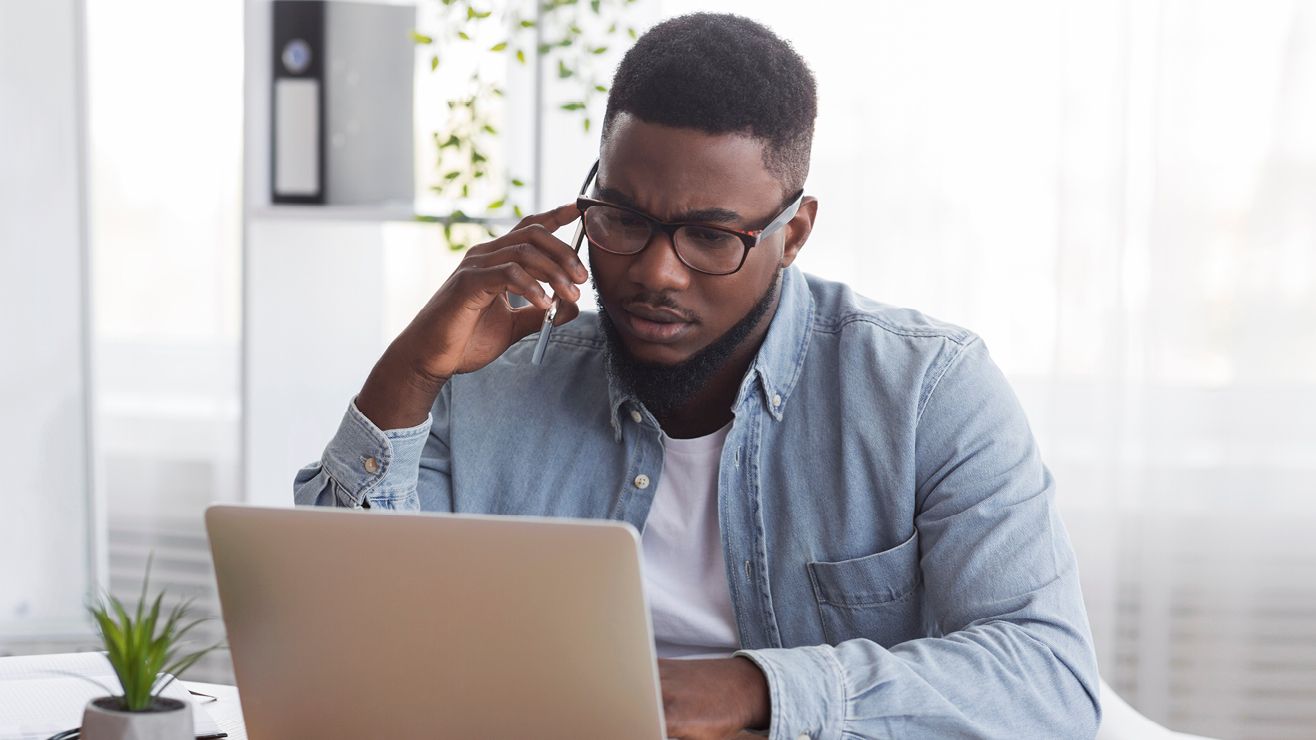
xmin=806 ymin=529 xmax=924 ymax=646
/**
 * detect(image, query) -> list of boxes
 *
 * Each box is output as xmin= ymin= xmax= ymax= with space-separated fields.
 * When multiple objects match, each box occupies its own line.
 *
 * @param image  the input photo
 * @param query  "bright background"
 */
xmin=2 ymin=1 xmax=1313 ymax=737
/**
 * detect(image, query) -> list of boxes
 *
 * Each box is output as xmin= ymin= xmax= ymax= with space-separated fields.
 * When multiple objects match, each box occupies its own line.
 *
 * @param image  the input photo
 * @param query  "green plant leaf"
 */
xmin=560 ymin=101 xmax=586 ymax=111
xmin=583 ymin=117 xmax=591 ymax=132
xmin=482 ymin=124 xmax=497 ymax=134
xmin=627 ymin=26 xmax=637 ymax=39
xmin=558 ymin=60 xmax=574 ymax=78
xmin=515 ymin=49 xmax=526 ymax=64
xmin=430 ymin=55 xmax=439 ymax=71
xmin=154 ymin=641 xmax=224 ymax=699
xmin=511 ymin=178 xmax=525 ymax=187
xmin=520 ymin=19 xmax=536 ymax=28
xmin=591 ymin=46 xmax=608 ymax=55
xmin=443 ymin=171 xmax=461 ymax=180
xmin=513 ymin=204 xmax=524 ymax=218
xmin=410 ymin=30 xmax=433 ymax=45
xmin=590 ymin=0 xmax=601 ymax=13
xmin=487 ymin=199 xmax=505 ymax=210
xmin=490 ymin=41 xmax=507 ymax=52
xmin=85 ymin=554 xmax=220 ymax=711
xmin=457 ymin=30 xmax=471 ymax=41
xmin=594 ymin=84 xmax=608 ymax=93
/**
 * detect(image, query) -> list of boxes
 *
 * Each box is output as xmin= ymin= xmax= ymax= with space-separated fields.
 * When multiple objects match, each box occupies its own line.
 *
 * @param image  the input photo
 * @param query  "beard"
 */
xmin=595 ymin=270 xmax=781 ymax=419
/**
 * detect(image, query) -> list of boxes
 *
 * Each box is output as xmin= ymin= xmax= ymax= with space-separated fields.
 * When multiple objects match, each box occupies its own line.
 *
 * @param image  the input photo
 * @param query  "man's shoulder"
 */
xmin=501 ymin=312 xmax=607 ymax=364
xmin=454 ymin=313 xmax=607 ymax=389
xmin=801 ymin=272 xmax=978 ymax=349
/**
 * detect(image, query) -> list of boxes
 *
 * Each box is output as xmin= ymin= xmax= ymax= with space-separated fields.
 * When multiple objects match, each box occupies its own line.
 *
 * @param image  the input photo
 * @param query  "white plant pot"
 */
xmin=81 ymin=696 xmax=192 ymax=740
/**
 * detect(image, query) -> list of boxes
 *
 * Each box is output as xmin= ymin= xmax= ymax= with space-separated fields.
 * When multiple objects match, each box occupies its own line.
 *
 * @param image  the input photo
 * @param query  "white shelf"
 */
xmin=249 ymin=204 xmax=524 ymax=225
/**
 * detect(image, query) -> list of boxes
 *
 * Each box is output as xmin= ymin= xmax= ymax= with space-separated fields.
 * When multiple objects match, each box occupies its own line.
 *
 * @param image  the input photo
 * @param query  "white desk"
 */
xmin=182 ymin=681 xmax=245 ymax=740
xmin=0 ymin=653 xmax=246 ymax=740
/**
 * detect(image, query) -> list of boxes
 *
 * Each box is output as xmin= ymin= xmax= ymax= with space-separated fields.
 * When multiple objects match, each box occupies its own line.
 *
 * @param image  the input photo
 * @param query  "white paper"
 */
xmin=0 ymin=652 xmax=221 ymax=739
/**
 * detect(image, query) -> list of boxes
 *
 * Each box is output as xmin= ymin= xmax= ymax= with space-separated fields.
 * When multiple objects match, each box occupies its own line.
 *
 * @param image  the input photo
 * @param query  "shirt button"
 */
xmin=633 ymin=474 xmax=650 ymax=490
xmin=363 ymin=456 xmax=380 ymax=474
xmin=630 ymin=409 xmax=642 ymax=423
xmin=771 ymin=393 xmax=783 ymax=408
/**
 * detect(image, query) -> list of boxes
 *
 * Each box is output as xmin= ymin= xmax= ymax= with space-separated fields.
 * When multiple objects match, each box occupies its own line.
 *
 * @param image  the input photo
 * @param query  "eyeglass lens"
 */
xmin=583 ymin=205 xmax=745 ymax=274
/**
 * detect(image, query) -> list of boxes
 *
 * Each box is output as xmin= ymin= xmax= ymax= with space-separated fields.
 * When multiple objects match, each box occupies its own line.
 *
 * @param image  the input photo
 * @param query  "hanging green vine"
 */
xmin=414 ymin=0 xmax=641 ymax=250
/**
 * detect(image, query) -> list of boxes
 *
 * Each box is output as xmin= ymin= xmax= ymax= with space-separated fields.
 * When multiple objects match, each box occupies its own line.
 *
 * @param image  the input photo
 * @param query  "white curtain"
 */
xmin=648 ymin=1 xmax=1316 ymax=736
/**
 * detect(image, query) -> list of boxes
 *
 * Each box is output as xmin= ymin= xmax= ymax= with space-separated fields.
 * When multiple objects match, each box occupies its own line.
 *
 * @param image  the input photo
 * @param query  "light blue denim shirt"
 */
xmin=295 ymin=266 xmax=1101 ymax=739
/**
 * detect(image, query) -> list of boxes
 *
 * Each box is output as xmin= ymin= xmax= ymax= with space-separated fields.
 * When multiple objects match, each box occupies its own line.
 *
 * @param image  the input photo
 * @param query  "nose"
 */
xmin=625 ymin=227 xmax=691 ymax=293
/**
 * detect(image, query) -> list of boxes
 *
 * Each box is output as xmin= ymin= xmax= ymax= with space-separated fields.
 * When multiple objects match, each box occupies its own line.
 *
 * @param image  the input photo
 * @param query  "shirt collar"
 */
xmin=738 ymin=264 xmax=814 ymax=421
xmin=605 ymin=265 xmax=815 ymax=439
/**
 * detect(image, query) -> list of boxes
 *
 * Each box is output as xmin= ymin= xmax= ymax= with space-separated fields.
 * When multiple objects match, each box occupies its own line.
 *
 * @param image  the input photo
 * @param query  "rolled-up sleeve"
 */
xmin=737 ymin=338 xmax=1101 ymax=739
xmin=293 ymin=392 xmax=444 ymax=511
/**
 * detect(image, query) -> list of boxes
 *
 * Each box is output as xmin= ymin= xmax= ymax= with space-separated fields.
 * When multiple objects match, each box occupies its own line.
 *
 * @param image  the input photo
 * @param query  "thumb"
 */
xmin=553 ymin=299 xmax=581 ymax=326
xmin=506 ymin=298 xmax=581 ymax=344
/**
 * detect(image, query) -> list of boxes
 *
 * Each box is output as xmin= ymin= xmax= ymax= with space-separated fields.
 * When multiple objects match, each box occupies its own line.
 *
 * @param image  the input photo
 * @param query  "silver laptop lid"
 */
xmin=206 ymin=504 xmax=666 ymax=739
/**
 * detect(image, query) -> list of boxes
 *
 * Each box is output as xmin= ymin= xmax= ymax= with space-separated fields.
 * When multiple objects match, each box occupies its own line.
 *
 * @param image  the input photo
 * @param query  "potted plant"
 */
xmin=79 ymin=558 xmax=222 ymax=740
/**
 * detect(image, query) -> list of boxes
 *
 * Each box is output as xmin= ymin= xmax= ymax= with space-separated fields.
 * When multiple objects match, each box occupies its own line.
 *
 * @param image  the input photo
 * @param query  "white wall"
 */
xmin=0 ymin=0 xmax=97 ymax=640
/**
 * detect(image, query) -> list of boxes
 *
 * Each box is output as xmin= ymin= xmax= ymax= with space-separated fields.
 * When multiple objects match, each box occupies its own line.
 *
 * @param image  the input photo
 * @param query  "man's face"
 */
xmin=588 ymin=113 xmax=806 ymax=367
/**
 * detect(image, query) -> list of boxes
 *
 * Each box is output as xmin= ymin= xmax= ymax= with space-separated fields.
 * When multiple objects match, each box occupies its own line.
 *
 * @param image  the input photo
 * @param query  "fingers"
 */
xmin=505 ymin=294 xmax=580 ymax=343
xmin=469 ymin=223 xmax=587 ymax=281
xmin=459 ymin=262 xmax=554 ymax=311
xmin=515 ymin=202 xmax=580 ymax=232
xmin=468 ymin=242 xmax=583 ymax=305
xmin=552 ymin=297 xmax=580 ymax=326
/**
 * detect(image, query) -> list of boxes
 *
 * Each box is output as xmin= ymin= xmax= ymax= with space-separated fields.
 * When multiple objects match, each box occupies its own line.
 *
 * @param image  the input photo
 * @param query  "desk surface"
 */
xmin=184 ymin=682 xmax=245 ymax=740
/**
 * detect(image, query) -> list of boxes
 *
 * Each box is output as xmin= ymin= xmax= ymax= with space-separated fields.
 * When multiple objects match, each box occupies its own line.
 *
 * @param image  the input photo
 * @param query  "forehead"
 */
xmin=597 ymin=113 xmax=782 ymax=218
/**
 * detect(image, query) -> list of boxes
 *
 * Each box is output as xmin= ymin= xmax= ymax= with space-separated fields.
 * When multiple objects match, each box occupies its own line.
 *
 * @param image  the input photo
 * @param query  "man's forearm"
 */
xmin=355 ymin=342 xmax=446 ymax=431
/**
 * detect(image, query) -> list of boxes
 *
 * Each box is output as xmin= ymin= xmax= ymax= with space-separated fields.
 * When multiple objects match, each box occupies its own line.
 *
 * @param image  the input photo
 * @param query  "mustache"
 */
xmin=618 ymin=293 xmax=701 ymax=323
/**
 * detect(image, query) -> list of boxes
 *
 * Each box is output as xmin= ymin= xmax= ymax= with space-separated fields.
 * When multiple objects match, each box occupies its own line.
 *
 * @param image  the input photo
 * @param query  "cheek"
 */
xmin=586 ymin=247 xmax=624 ymax=296
xmin=708 ymin=275 xmax=765 ymax=326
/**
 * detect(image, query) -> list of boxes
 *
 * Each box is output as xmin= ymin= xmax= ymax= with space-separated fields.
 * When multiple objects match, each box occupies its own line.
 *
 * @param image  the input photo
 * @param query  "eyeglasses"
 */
xmin=530 ymin=159 xmax=802 ymax=365
xmin=574 ymin=163 xmax=804 ymax=276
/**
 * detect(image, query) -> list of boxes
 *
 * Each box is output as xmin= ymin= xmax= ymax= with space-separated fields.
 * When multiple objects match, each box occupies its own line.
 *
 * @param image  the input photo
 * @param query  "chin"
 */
xmin=618 ymin=335 xmax=699 ymax=367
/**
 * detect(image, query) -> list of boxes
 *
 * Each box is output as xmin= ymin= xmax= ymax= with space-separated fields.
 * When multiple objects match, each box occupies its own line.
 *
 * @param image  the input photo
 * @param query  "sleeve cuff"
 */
xmin=319 ymin=398 xmax=432 ymax=507
xmin=734 ymin=645 xmax=847 ymax=740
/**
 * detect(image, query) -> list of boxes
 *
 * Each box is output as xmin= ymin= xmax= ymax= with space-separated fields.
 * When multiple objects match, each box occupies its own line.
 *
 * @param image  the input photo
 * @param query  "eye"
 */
xmin=682 ymin=226 xmax=738 ymax=250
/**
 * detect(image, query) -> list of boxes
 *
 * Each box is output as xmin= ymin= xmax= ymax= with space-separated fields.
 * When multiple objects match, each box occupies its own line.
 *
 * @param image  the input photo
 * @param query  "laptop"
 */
xmin=205 ymin=504 xmax=667 ymax=739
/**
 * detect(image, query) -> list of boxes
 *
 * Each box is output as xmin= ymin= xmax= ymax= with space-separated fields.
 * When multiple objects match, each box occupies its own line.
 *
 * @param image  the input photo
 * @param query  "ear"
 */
xmin=778 ymin=196 xmax=818 ymax=269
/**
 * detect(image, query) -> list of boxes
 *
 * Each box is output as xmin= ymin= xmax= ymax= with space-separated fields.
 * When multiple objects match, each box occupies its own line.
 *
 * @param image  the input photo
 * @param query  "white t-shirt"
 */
xmin=642 ymin=422 xmax=741 ymax=659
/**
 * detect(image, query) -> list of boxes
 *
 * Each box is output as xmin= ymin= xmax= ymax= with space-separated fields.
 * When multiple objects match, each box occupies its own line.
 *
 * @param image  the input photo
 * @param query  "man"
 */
xmin=296 ymin=13 xmax=1101 ymax=739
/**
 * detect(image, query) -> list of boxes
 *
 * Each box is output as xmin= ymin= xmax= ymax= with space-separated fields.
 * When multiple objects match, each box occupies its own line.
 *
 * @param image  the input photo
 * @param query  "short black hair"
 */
xmin=602 ymin=13 xmax=817 ymax=196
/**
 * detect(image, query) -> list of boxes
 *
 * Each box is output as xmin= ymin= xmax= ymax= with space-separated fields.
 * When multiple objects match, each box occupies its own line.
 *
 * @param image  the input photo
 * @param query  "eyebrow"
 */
xmin=593 ymin=184 xmax=744 ymax=225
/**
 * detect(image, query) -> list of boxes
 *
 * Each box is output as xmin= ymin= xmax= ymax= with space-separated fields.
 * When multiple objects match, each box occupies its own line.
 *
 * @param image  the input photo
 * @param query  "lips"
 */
xmin=619 ymin=302 xmax=696 ymax=344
